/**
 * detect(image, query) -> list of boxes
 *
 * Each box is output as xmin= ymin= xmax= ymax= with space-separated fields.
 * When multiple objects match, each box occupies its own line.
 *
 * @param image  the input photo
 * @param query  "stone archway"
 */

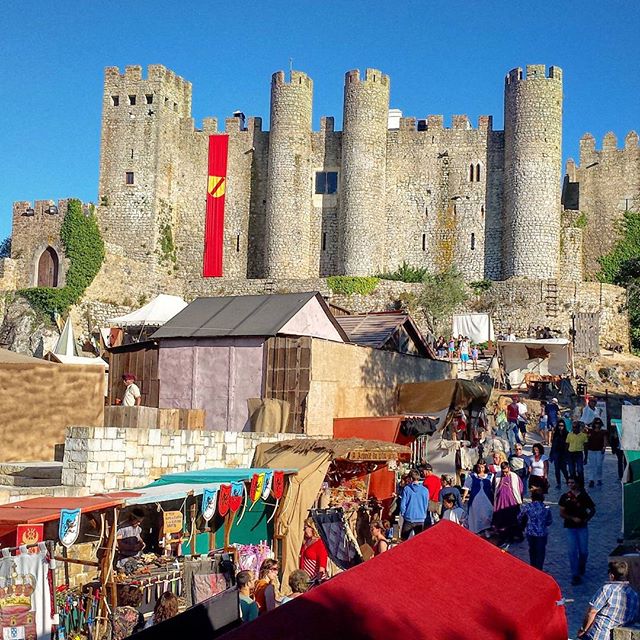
xmin=37 ymin=246 xmax=59 ymax=287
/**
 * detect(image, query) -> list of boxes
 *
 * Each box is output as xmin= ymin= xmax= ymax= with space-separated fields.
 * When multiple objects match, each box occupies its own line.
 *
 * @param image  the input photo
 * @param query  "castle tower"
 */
xmin=340 ymin=69 xmax=390 ymax=276
xmin=98 ymin=65 xmax=193 ymax=264
xmin=503 ymin=64 xmax=563 ymax=279
xmin=264 ymin=71 xmax=313 ymax=278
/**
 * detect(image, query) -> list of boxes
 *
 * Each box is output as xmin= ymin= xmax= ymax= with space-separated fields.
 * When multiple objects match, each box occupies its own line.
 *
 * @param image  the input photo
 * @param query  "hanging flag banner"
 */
xmin=59 ymin=509 xmax=81 ymax=547
xmin=15 ymin=524 xmax=44 ymax=549
xmin=218 ymin=484 xmax=231 ymax=516
xmin=229 ymin=483 xmax=244 ymax=513
xmin=272 ymin=471 xmax=285 ymax=500
xmin=203 ymin=134 xmax=229 ymax=277
xmin=250 ymin=473 xmax=265 ymax=504
xmin=261 ymin=471 xmax=273 ymax=501
xmin=163 ymin=511 xmax=183 ymax=535
xmin=201 ymin=489 xmax=217 ymax=522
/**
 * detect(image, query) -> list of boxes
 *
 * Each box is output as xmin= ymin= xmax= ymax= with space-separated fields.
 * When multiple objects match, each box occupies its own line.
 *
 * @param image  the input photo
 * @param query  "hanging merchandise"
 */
xmin=56 ymin=586 xmax=102 ymax=640
xmin=250 ymin=474 xmax=264 ymax=504
xmin=15 ymin=526 xmax=44 ymax=550
xmin=261 ymin=472 xmax=273 ymax=501
xmin=271 ymin=471 xmax=284 ymax=500
xmin=217 ymin=485 xmax=231 ymax=516
xmin=201 ymin=489 xmax=217 ymax=523
xmin=58 ymin=510 xmax=81 ymax=548
xmin=228 ymin=484 xmax=243 ymax=514
xmin=234 ymin=543 xmax=273 ymax=575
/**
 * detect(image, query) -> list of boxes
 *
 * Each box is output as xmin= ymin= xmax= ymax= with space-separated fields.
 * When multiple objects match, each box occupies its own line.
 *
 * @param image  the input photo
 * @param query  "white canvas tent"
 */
xmin=452 ymin=313 xmax=494 ymax=344
xmin=45 ymin=318 xmax=109 ymax=369
xmin=108 ymin=294 xmax=188 ymax=327
xmin=497 ymin=338 xmax=573 ymax=388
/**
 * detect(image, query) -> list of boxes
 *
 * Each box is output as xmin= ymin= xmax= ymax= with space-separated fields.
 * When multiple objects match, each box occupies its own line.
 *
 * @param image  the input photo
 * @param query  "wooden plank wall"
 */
xmin=262 ymin=336 xmax=311 ymax=433
xmin=107 ymin=344 xmax=160 ymax=407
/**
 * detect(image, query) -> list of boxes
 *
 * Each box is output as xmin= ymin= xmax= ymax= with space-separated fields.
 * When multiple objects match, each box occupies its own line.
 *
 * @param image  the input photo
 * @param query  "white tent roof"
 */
xmin=53 ymin=318 xmax=79 ymax=357
xmin=108 ymin=294 xmax=188 ymax=327
xmin=496 ymin=338 xmax=573 ymax=387
xmin=45 ymin=353 xmax=109 ymax=369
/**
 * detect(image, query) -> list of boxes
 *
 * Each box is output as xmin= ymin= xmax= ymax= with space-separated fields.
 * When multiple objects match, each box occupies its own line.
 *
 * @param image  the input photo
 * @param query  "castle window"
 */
xmin=145 ymin=94 xmax=153 ymax=105
xmin=322 ymin=232 xmax=327 ymax=251
xmin=476 ymin=164 xmax=481 ymax=182
xmin=422 ymin=233 xmax=427 ymax=251
xmin=469 ymin=164 xmax=474 ymax=182
xmin=111 ymin=95 xmax=120 ymax=107
xmin=471 ymin=233 xmax=476 ymax=250
xmin=173 ymin=102 xmax=178 ymax=112
xmin=128 ymin=95 xmax=136 ymax=106
xmin=481 ymin=205 xmax=485 ymax=217
xmin=236 ymin=234 xmax=241 ymax=252
xmin=125 ymin=172 xmax=134 ymax=185
xmin=315 ymin=171 xmax=338 ymax=195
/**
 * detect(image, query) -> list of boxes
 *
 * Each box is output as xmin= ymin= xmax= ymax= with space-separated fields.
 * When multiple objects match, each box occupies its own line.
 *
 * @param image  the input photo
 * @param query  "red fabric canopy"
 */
xmin=222 ymin=520 xmax=567 ymax=640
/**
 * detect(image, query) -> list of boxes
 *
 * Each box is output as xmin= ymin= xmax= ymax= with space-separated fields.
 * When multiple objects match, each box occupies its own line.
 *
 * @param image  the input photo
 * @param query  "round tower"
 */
xmin=264 ymin=70 xmax=313 ymax=278
xmin=503 ymin=64 xmax=563 ymax=279
xmin=340 ymin=68 xmax=390 ymax=276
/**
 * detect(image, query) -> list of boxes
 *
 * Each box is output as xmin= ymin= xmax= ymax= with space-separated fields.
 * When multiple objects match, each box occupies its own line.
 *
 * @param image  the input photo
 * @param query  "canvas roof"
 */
xmin=151 ymin=292 xmax=348 ymax=341
xmin=336 ymin=311 xmax=435 ymax=358
xmin=108 ymin=294 xmax=188 ymax=327
xmin=0 ymin=349 xmax=54 ymax=365
xmin=496 ymin=338 xmax=573 ymax=387
xmin=219 ymin=520 xmax=567 ymax=640
xmin=53 ymin=317 xmax=79 ymax=357
xmin=146 ymin=467 xmax=296 ymax=488
xmin=44 ymin=353 xmax=109 ymax=368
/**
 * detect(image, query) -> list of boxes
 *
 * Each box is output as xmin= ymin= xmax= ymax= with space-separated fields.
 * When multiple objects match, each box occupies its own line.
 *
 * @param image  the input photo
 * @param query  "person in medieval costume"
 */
xmin=462 ymin=461 xmax=494 ymax=535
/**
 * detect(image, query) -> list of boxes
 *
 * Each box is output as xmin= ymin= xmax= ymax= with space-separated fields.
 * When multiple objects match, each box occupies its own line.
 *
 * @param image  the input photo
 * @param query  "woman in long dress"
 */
xmin=492 ymin=461 xmax=524 ymax=543
xmin=462 ymin=461 xmax=494 ymax=535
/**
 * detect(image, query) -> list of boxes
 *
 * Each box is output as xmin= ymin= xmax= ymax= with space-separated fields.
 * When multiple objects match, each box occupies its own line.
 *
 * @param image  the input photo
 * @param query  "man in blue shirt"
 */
xmin=400 ymin=469 xmax=429 ymax=540
xmin=577 ymin=561 xmax=639 ymax=639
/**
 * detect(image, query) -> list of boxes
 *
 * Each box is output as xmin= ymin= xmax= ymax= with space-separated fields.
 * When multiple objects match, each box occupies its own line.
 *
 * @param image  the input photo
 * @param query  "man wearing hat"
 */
xmin=121 ymin=373 xmax=141 ymax=407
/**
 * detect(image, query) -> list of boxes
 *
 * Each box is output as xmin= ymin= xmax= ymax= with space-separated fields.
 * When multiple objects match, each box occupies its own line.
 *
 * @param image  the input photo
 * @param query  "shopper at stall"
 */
xmin=299 ymin=518 xmax=328 ymax=581
xmin=236 ymin=571 xmax=259 ymax=623
xmin=492 ymin=461 xmax=524 ymax=544
xmin=116 ymin=508 xmax=145 ymax=567
xmin=586 ymin=418 xmax=608 ymax=488
xmin=253 ymin=558 xmax=280 ymax=613
xmin=528 ymin=444 xmax=550 ymax=494
xmin=280 ymin=570 xmax=310 ymax=604
xmin=399 ymin=470 xmax=429 ymax=540
xmin=113 ymin=586 xmax=145 ymax=640
xmin=559 ymin=476 xmax=596 ymax=586
xmin=462 ymin=461 xmax=494 ymax=535
xmin=551 ymin=419 xmax=570 ymax=489
xmin=144 ymin=591 xmax=179 ymax=628
xmin=370 ymin=520 xmax=389 ymax=555
xmin=518 ymin=491 xmax=553 ymax=570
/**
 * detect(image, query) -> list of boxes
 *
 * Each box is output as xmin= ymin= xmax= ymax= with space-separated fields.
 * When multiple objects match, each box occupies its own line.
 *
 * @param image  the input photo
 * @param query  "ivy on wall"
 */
xmin=326 ymin=276 xmax=379 ymax=296
xmin=19 ymin=200 xmax=105 ymax=317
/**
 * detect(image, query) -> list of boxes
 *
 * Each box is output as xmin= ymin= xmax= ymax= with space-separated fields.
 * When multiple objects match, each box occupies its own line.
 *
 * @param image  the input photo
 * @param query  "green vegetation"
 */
xmin=598 ymin=211 xmax=640 ymax=352
xmin=19 ymin=199 xmax=105 ymax=318
xmin=0 ymin=237 xmax=10 ymax=258
xmin=326 ymin=276 xmax=379 ymax=296
xmin=469 ymin=279 xmax=492 ymax=293
xmin=417 ymin=267 xmax=468 ymax=334
xmin=378 ymin=261 xmax=428 ymax=283
xmin=575 ymin=211 xmax=588 ymax=229
xmin=158 ymin=222 xmax=177 ymax=269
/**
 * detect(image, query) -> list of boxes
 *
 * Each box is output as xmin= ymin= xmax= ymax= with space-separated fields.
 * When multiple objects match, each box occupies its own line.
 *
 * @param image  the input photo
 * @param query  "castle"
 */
xmin=0 ymin=63 xmax=637 ymax=345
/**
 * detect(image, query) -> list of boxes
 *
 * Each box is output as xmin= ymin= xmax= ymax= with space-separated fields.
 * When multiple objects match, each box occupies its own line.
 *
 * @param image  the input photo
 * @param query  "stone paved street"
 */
xmin=507 ymin=450 xmax=623 ymax=638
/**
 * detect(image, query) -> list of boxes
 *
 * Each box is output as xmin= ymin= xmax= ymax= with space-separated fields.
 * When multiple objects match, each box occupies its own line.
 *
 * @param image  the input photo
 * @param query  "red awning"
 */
xmin=220 ymin=520 xmax=567 ymax=640
xmin=0 ymin=493 xmax=139 ymax=526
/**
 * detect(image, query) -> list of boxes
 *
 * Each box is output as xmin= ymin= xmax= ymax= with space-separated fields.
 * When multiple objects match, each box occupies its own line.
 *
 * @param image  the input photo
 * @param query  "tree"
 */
xmin=0 ymin=237 xmax=10 ymax=258
xmin=417 ymin=267 xmax=468 ymax=334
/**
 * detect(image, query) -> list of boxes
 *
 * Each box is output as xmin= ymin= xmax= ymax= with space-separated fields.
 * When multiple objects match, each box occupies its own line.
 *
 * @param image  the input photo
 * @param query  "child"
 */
xmin=459 ymin=337 xmax=470 ymax=371
xmin=471 ymin=344 xmax=479 ymax=370
xmin=538 ymin=401 xmax=549 ymax=440
xmin=517 ymin=492 xmax=552 ymax=571
xmin=448 ymin=337 xmax=455 ymax=362
xmin=441 ymin=494 xmax=467 ymax=528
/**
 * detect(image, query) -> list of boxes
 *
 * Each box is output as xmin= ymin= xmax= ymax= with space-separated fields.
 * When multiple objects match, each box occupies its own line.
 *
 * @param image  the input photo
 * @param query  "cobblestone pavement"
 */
xmin=507 ymin=449 xmax=622 ymax=638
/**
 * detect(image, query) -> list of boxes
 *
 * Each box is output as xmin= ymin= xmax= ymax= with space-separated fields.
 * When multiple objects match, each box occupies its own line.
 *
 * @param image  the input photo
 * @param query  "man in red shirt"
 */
xmin=507 ymin=396 xmax=523 ymax=450
xmin=422 ymin=463 xmax=442 ymax=527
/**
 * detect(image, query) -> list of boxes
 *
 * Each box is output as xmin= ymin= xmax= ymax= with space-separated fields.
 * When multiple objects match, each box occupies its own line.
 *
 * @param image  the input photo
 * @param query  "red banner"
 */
xmin=16 ymin=524 xmax=43 ymax=549
xmin=203 ymin=134 xmax=229 ymax=277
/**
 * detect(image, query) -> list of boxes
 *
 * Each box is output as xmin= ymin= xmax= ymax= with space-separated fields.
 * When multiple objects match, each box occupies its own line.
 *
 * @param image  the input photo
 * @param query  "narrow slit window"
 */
xmin=469 ymin=164 xmax=475 ymax=182
xmin=125 ymin=171 xmax=134 ymax=185
xmin=476 ymin=164 xmax=481 ymax=182
xmin=422 ymin=233 xmax=427 ymax=251
xmin=236 ymin=234 xmax=241 ymax=252
xmin=322 ymin=232 xmax=327 ymax=251
xmin=128 ymin=95 xmax=136 ymax=106
xmin=111 ymin=95 xmax=120 ymax=107
xmin=145 ymin=94 xmax=153 ymax=105
xmin=130 ymin=149 xmax=134 ymax=159
xmin=471 ymin=233 xmax=476 ymax=250
xmin=315 ymin=171 xmax=338 ymax=195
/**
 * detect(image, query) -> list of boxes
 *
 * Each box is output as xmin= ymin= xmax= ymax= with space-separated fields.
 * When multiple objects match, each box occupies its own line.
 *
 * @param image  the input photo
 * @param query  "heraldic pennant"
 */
xmin=251 ymin=473 xmax=265 ymax=503
xmin=272 ymin=471 xmax=285 ymax=500
xmin=218 ymin=483 xmax=231 ymax=516
xmin=229 ymin=482 xmax=244 ymax=513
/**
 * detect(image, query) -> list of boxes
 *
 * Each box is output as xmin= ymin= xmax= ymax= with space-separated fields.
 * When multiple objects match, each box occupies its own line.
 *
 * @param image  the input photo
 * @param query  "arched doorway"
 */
xmin=37 ymin=247 xmax=59 ymax=287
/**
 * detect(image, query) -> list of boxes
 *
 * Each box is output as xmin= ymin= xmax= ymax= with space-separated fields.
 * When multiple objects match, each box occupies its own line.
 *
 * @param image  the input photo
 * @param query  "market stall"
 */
xmin=251 ymin=438 xmax=410 ymax=582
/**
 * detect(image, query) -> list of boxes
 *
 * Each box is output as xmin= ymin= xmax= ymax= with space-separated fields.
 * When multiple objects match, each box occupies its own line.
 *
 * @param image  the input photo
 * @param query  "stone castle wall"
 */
xmin=568 ymin=131 xmax=640 ymax=277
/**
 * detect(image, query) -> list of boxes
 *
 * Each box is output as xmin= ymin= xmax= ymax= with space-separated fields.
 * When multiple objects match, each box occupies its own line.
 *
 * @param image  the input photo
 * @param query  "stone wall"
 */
xmin=0 ymin=259 xmax=17 ymax=291
xmin=568 ymin=131 xmax=640 ymax=277
xmin=62 ymin=427 xmax=305 ymax=494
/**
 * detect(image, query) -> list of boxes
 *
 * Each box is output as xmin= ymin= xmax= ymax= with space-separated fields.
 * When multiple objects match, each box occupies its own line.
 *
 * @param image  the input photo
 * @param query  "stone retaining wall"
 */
xmin=62 ymin=427 xmax=306 ymax=494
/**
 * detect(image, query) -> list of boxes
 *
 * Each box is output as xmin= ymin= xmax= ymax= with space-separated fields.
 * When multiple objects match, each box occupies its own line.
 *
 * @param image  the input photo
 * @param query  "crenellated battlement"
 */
xmin=104 ymin=64 xmax=192 ymax=95
xmin=579 ymin=130 xmax=639 ymax=161
xmin=11 ymin=199 xmax=81 ymax=219
xmin=505 ymin=64 xmax=562 ymax=86
xmin=271 ymin=70 xmax=312 ymax=89
xmin=410 ymin=114 xmax=494 ymax=133
xmin=344 ymin=68 xmax=389 ymax=86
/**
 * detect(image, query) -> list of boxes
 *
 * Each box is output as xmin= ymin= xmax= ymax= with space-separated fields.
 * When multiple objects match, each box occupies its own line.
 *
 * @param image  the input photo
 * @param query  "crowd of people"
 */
xmin=434 ymin=335 xmax=480 ymax=371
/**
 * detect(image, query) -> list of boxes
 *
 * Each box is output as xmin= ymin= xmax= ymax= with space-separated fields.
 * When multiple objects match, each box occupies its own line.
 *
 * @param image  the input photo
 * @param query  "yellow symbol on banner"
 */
xmin=163 ymin=511 xmax=183 ymax=534
xmin=208 ymin=175 xmax=226 ymax=198
xmin=252 ymin=473 xmax=265 ymax=503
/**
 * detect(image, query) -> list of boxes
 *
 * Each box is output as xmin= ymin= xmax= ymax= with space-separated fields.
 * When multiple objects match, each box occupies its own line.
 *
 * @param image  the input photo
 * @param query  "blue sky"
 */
xmin=0 ymin=0 xmax=638 ymax=239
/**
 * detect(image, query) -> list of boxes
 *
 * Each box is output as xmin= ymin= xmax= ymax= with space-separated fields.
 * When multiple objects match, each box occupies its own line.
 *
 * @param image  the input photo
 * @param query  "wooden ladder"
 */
xmin=545 ymin=279 xmax=559 ymax=318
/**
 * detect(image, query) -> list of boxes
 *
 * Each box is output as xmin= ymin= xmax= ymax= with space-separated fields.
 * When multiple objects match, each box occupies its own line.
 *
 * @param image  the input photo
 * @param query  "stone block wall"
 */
xmin=62 ymin=427 xmax=306 ymax=494
xmin=0 ymin=259 xmax=17 ymax=291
